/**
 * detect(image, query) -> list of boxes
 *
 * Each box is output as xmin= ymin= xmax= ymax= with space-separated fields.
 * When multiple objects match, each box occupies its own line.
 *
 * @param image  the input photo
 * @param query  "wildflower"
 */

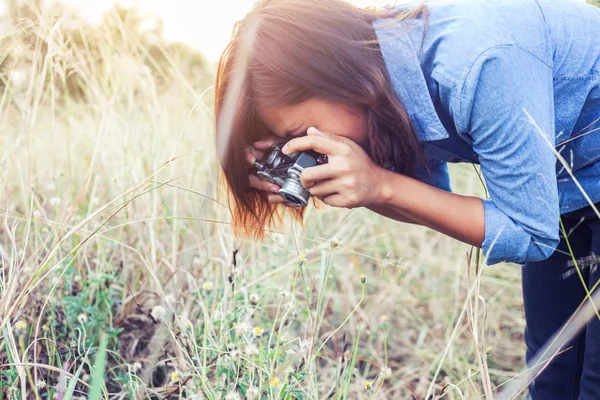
xmin=229 ymin=349 xmax=241 ymax=359
xmin=244 ymin=343 xmax=258 ymax=356
xmin=379 ymin=315 xmax=389 ymax=324
xmin=298 ymin=253 xmax=307 ymax=261
xmin=486 ymin=346 xmax=493 ymax=356
xmin=270 ymin=377 xmax=280 ymax=388
xmin=14 ymin=320 xmax=27 ymax=333
xmin=286 ymin=349 xmax=297 ymax=356
xmin=170 ymin=370 xmax=179 ymax=382
xmin=133 ymin=362 xmax=142 ymax=371
xmin=279 ymin=335 xmax=287 ymax=344
xmin=164 ymin=294 xmax=175 ymax=305
xmin=299 ymin=338 xmax=312 ymax=351
xmin=185 ymin=320 xmax=193 ymax=329
xmin=329 ymin=237 xmax=339 ymax=248
xmin=253 ymin=327 xmax=263 ymax=336
xmin=49 ymin=197 xmax=61 ymax=207
xmin=42 ymin=324 xmax=50 ymax=333
xmin=249 ymin=293 xmax=259 ymax=305
xmin=77 ymin=313 xmax=88 ymax=324
xmin=36 ymin=379 xmax=46 ymax=389
xmin=235 ymin=322 xmax=250 ymax=336
xmin=380 ymin=366 xmax=393 ymax=379
xmin=192 ymin=256 xmax=202 ymax=267
xmin=364 ymin=380 xmax=373 ymax=391
xmin=202 ymin=281 xmax=213 ymax=291
xmin=360 ymin=274 xmax=367 ymax=284
xmin=247 ymin=386 xmax=259 ymax=400
xmin=225 ymin=392 xmax=241 ymax=400
xmin=151 ymin=305 xmax=167 ymax=320
xmin=112 ymin=175 xmax=118 ymax=183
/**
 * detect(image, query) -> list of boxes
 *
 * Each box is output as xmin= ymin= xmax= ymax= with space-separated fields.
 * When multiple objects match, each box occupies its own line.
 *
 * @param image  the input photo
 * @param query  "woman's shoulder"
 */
xmin=419 ymin=0 xmax=550 ymax=86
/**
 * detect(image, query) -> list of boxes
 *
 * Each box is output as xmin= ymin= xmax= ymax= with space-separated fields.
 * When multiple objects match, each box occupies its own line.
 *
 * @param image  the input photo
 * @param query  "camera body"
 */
xmin=252 ymin=143 xmax=325 ymax=207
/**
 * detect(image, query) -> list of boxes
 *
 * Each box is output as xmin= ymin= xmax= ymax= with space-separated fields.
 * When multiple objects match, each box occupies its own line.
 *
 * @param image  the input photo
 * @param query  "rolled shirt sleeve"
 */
xmin=455 ymin=45 xmax=560 ymax=265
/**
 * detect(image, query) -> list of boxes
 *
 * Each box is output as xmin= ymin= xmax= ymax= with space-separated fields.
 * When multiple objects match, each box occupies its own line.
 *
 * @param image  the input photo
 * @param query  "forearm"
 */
xmin=365 ymin=204 xmax=423 ymax=225
xmin=375 ymin=169 xmax=485 ymax=248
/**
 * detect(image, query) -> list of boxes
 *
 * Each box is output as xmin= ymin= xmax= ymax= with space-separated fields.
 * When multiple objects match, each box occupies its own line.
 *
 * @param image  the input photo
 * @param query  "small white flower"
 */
xmin=36 ymin=379 xmax=46 ymax=389
xmin=164 ymin=294 xmax=175 ymax=305
xmin=329 ymin=236 xmax=340 ymax=248
xmin=202 ymin=281 xmax=213 ymax=291
xmin=299 ymin=338 xmax=312 ymax=352
xmin=151 ymin=305 xmax=167 ymax=320
xmin=380 ymin=366 xmax=393 ymax=379
xmin=49 ymin=197 xmax=61 ymax=207
xmin=225 ymin=392 xmax=241 ymax=400
xmin=234 ymin=322 xmax=250 ymax=336
xmin=244 ymin=343 xmax=258 ymax=356
xmin=286 ymin=348 xmax=297 ymax=356
xmin=77 ymin=313 xmax=87 ymax=324
xmin=247 ymin=386 xmax=259 ymax=400
xmin=133 ymin=362 xmax=142 ymax=371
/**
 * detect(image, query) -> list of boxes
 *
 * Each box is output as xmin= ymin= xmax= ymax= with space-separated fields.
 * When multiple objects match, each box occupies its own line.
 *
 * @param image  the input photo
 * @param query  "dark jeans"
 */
xmin=523 ymin=203 xmax=600 ymax=399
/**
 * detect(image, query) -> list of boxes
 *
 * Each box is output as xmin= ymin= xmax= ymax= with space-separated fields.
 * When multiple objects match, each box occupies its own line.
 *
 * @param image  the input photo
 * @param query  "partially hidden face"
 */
xmin=256 ymin=97 xmax=370 ymax=150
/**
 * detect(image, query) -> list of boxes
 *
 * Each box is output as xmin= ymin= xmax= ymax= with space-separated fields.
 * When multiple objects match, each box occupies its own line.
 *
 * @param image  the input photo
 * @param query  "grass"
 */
xmin=0 ymin=1 xmax=533 ymax=399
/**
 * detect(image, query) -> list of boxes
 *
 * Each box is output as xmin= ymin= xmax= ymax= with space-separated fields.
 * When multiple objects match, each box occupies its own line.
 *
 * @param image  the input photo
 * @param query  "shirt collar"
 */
xmin=373 ymin=15 xmax=449 ymax=142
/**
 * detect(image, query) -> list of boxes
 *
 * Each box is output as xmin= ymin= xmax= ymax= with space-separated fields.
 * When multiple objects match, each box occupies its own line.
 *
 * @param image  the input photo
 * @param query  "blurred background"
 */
xmin=0 ymin=0 xmax=596 ymax=399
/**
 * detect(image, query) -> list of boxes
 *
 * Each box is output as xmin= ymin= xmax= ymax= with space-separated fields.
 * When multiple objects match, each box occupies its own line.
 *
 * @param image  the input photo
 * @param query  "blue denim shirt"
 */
xmin=373 ymin=0 xmax=600 ymax=265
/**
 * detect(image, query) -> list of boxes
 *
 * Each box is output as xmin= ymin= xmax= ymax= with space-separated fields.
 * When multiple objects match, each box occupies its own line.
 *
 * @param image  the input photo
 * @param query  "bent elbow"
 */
xmin=523 ymin=232 xmax=560 ymax=263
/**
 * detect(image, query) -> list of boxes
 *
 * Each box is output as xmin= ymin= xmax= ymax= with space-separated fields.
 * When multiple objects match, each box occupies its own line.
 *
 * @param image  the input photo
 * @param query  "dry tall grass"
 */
xmin=0 ymin=1 xmax=530 ymax=399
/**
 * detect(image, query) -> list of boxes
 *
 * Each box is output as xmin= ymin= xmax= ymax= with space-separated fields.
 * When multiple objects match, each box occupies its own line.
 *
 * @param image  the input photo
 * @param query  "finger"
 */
xmin=249 ymin=174 xmax=281 ymax=193
xmin=267 ymin=193 xmax=286 ymax=203
xmin=300 ymin=164 xmax=337 ymax=188
xmin=253 ymin=139 xmax=281 ymax=149
xmin=245 ymin=147 xmax=256 ymax=165
xmin=321 ymin=193 xmax=345 ymax=208
xmin=307 ymin=179 xmax=339 ymax=197
xmin=282 ymin=134 xmax=348 ymax=157
xmin=253 ymin=135 xmax=285 ymax=149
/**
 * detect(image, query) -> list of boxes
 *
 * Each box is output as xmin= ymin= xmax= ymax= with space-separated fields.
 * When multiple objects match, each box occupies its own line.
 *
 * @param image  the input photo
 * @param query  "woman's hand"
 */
xmin=245 ymin=135 xmax=300 ymax=207
xmin=281 ymin=127 xmax=386 ymax=208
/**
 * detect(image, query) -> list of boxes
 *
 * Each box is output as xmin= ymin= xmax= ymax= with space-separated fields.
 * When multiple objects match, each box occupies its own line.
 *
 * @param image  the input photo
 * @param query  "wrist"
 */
xmin=375 ymin=167 xmax=398 ymax=208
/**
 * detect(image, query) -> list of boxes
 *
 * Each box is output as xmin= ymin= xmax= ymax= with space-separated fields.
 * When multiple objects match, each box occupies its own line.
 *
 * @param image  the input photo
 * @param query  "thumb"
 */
xmin=307 ymin=127 xmax=327 ymax=137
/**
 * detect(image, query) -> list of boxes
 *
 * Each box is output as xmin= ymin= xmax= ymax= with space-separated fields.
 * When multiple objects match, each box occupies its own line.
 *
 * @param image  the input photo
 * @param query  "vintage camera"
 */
xmin=252 ymin=143 xmax=327 ymax=207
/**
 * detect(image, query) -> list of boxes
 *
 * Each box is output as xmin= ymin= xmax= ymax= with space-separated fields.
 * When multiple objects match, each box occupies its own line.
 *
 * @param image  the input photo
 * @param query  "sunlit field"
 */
xmin=4 ymin=1 xmax=584 ymax=398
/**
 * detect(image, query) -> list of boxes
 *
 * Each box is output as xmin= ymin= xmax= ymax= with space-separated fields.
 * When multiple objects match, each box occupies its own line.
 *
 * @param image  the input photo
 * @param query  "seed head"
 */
xmin=14 ymin=320 xmax=28 ymax=333
xmin=380 ymin=366 xmax=392 ymax=379
xmin=249 ymin=293 xmax=259 ymax=305
xmin=360 ymin=274 xmax=367 ymax=284
xmin=486 ymin=346 xmax=493 ymax=356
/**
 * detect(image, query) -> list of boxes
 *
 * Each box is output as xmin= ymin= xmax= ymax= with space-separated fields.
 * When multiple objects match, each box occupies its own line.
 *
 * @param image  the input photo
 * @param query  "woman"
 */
xmin=214 ymin=0 xmax=600 ymax=398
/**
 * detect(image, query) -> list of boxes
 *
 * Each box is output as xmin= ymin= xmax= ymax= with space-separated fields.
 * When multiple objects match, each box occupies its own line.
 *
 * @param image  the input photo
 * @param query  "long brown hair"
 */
xmin=214 ymin=0 xmax=428 ymax=240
